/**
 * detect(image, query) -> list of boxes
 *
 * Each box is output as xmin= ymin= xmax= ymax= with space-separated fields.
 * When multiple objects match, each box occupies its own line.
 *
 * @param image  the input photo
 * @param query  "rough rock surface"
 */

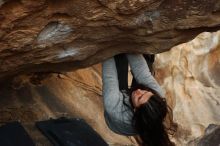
xmin=188 ymin=124 xmax=220 ymax=146
xmin=1 ymin=0 xmax=220 ymax=79
xmin=154 ymin=31 xmax=220 ymax=146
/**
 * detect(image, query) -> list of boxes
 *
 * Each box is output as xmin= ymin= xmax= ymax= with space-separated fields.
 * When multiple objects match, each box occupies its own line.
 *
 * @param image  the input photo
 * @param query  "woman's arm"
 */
xmin=102 ymin=57 xmax=123 ymax=112
xmin=102 ymin=57 xmax=136 ymax=135
xmin=126 ymin=54 xmax=165 ymax=97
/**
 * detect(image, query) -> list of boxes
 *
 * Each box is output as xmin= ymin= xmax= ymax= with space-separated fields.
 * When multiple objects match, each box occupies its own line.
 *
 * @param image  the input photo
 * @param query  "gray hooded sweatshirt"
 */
xmin=102 ymin=54 xmax=165 ymax=136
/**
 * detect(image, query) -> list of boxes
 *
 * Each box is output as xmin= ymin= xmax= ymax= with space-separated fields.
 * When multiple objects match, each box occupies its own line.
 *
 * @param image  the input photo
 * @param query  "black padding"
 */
xmin=36 ymin=117 xmax=108 ymax=146
xmin=114 ymin=53 xmax=129 ymax=90
xmin=0 ymin=122 xmax=35 ymax=146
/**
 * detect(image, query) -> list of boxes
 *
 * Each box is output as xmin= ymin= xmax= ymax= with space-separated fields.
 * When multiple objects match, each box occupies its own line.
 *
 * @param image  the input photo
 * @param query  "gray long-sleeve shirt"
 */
xmin=102 ymin=54 xmax=165 ymax=136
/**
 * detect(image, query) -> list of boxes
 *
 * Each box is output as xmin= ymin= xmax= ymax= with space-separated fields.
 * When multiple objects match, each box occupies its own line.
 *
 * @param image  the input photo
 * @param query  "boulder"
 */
xmin=1 ymin=0 xmax=220 ymax=79
xmin=188 ymin=124 xmax=220 ymax=146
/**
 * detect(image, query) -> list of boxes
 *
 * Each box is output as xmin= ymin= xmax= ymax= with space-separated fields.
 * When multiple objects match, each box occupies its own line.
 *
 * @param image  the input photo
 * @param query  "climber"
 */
xmin=102 ymin=53 xmax=176 ymax=146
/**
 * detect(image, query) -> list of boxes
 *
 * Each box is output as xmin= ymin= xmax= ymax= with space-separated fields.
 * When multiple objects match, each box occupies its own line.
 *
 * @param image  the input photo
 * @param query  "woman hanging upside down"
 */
xmin=102 ymin=53 xmax=176 ymax=146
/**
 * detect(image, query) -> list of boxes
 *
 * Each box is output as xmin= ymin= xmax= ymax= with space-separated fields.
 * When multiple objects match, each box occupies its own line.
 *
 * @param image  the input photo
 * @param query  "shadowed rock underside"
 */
xmin=0 ymin=0 xmax=220 ymax=79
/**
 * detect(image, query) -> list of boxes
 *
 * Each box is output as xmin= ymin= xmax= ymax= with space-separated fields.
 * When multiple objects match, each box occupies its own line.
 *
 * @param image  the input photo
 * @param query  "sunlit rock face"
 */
xmin=1 ymin=0 xmax=220 ymax=80
xmin=154 ymin=31 xmax=220 ymax=145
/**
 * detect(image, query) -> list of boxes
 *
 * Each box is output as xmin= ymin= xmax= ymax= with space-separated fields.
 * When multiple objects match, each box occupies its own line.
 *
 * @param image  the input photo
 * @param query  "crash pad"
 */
xmin=36 ymin=117 xmax=108 ymax=146
xmin=0 ymin=122 xmax=35 ymax=146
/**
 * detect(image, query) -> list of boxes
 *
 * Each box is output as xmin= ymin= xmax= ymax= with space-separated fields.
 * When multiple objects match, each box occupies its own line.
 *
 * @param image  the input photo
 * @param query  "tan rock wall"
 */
xmin=0 ymin=64 xmax=137 ymax=146
xmin=154 ymin=31 xmax=220 ymax=145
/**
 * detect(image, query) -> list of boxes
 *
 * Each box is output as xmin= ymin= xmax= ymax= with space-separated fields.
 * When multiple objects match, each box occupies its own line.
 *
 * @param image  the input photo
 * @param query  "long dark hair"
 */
xmin=129 ymin=84 xmax=176 ymax=146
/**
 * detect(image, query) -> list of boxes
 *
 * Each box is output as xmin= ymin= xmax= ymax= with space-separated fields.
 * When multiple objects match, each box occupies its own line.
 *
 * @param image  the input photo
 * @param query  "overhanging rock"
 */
xmin=0 ymin=0 xmax=220 ymax=79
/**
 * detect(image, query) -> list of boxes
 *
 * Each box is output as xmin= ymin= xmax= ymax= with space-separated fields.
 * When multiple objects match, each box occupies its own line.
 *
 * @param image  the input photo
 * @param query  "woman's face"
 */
xmin=131 ymin=89 xmax=153 ymax=108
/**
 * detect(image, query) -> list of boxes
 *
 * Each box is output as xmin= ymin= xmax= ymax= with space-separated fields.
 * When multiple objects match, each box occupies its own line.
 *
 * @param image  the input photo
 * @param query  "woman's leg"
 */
xmin=114 ymin=53 xmax=129 ymax=90
xmin=131 ymin=54 xmax=155 ymax=88
xmin=143 ymin=54 xmax=155 ymax=74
